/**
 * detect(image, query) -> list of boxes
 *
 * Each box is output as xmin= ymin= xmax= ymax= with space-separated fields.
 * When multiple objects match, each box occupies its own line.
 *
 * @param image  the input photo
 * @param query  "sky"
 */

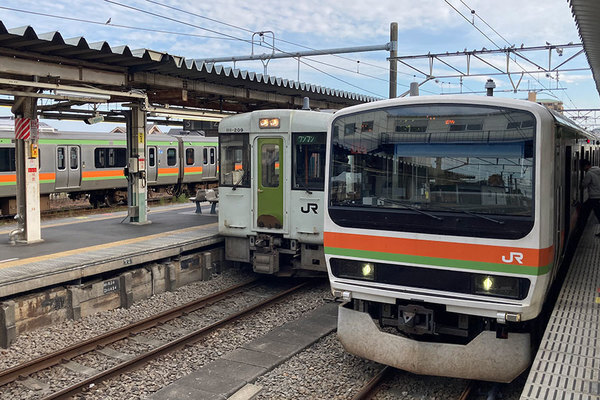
xmin=0 ymin=0 xmax=598 ymax=131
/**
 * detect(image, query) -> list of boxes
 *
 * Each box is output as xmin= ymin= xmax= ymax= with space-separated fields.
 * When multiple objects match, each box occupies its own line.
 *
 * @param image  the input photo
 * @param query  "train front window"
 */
xmin=220 ymin=133 xmax=250 ymax=187
xmin=292 ymin=132 xmax=326 ymax=191
xmin=329 ymin=104 xmax=535 ymax=239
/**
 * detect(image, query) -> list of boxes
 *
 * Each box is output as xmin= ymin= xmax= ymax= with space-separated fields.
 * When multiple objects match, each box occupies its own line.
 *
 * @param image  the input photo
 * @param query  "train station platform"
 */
xmin=0 ymin=203 xmax=221 ymax=299
xmin=520 ymin=221 xmax=600 ymax=400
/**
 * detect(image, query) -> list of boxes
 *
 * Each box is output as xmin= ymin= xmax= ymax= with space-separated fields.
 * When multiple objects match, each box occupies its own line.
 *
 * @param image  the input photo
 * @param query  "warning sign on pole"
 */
xmin=15 ymin=117 xmax=38 ymax=140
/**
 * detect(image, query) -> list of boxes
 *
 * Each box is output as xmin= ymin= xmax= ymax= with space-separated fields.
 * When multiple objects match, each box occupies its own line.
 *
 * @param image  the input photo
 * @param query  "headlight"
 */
xmin=334 ymin=261 xmax=376 ymax=281
xmin=259 ymin=118 xmax=280 ymax=129
xmin=329 ymin=258 xmax=530 ymax=300
xmin=472 ymin=274 xmax=522 ymax=299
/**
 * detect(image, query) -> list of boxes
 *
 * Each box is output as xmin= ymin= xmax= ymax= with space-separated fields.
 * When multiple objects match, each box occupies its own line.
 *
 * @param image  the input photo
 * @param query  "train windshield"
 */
xmin=329 ymin=103 xmax=535 ymax=239
xmin=292 ymin=132 xmax=326 ymax=191
xmin=219 ymin=133 xmax=251 ymax=187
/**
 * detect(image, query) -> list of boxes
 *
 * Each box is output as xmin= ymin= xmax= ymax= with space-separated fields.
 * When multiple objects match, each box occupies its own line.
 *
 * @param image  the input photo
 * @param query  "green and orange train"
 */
xmin=0 ymin=129 xmax=217 ymax=215
xmin=325 ymin=95 xmax=599 ymax=382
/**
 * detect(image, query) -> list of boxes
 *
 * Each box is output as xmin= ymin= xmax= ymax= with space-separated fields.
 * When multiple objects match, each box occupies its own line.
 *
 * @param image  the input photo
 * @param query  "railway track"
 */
xmin=351 ymin=367 xmax=481 ymax=400
xmin=0 ymin=277 xmax=309 ymax=399
xmin=351 ymin=366 xmax=392 ymax=400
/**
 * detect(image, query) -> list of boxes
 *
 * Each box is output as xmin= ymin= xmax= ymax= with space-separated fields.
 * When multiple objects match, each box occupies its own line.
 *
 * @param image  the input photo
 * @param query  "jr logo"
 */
xmin=501 ymin=252 xmax=524 ymax=264
xmin=301 ymin=203 xmax=318 ymax=214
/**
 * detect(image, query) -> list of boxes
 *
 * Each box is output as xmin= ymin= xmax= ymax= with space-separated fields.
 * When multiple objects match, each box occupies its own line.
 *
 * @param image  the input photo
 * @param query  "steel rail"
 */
xmin=0 ymin=278 xmax=259 ymax=386
xmin=457 ymin=380 xmax=475 ymax=400
xmin=41 ymin=280 xmax=308 ymax=400
xmin=351 ymin=366 xmax=391 ymax=400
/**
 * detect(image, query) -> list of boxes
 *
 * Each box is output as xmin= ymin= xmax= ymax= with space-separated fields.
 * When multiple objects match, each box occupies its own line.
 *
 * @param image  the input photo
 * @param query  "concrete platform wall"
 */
xmin=0 ymin=247 xmax=224 ymax=348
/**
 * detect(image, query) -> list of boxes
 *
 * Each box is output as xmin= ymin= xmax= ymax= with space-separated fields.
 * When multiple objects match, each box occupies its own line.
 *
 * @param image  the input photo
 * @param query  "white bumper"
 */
xmin=337 ymin=304 xmax=531 ymax=383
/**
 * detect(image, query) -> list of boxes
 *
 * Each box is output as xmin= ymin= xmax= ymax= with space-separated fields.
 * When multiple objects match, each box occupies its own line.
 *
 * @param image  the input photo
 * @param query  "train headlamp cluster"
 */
xmin=361 ymin=263 xmax=375 ymax=280
xmin=259 ymin=118 xmax=280 ymax=129
xmin=472 ymin=274 xmax=521 ymax=299
xmin=330 ymin=258 xmax=529 ymax=300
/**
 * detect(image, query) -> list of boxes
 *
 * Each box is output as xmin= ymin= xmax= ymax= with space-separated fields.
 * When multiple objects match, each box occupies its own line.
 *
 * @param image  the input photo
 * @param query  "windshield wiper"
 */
xmin=295 ymin=178 xmax=313 ymax=195
xmin=231 ymin=170 xmax=247 ymax=191
xmin=377 ymin=197 xmax=444 ymax=221
xmin=437 ymin=205 xmax=504 ymax=224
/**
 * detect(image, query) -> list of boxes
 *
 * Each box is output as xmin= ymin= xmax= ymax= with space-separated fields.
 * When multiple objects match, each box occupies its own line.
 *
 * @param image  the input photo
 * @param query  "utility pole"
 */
xmin=389 ymin=22 xmax=398 ymax=99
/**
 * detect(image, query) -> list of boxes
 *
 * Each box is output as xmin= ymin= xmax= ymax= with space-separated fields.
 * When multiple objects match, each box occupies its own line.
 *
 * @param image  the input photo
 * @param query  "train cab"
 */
xmin=218 ymin=109 xmax=331 ymax=275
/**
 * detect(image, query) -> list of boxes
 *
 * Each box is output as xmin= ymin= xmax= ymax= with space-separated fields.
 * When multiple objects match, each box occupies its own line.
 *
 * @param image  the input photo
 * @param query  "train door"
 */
xmin=563 ymin=147 xmax=572 ymax=241
xmin=201 ymin=147 xmax=217 ymax=179
xmin=208 ymin=147 xmax=216 ymax=178
xmin=256 ymin=137 xmax=284 ymax=229
xmin=55 ymin=146 xmax=81 ymax=189
xmin=147 ymin=146 xmax=158 ymax=182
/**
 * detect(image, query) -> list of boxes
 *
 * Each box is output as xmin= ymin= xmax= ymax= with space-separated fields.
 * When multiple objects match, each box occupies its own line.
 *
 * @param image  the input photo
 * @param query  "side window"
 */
xmin=149 ymin=148 xmax=156 ymax=167
xmin=0 ymin=148 xmax=16 ymax=172
xmin=292 ymin=132 xmax=326 ymax=191
xmin=95 ymin=148 xmax=105 ymax=168
xmin=186 ymin=148 xmax=194 ymax=165
xmin=203 ymin=148 xmax=208 ymax=165
xmin=261 ymin=143 xmax=280 ymax=188
xmin=94 ymin=148 xmax=127 ymax=168
xmin=57 ymin=147 xmax=66 ymax=170
xmin=108 ymin=149 xmax=115 ymax=167
xmin=167 ymin=148 xmax=177 ymax=166
xmin=210 ymin=148 xmax=216 ymax=165
xmin=70 ymin=147 xmax=78 ymax=170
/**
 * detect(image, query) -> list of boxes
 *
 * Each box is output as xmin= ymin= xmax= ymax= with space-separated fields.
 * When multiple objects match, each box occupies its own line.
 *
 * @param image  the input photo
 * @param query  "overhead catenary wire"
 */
xmin=141 ymin=0 xmax=415 ymax=78
xmin=2 ymin=1 xmax=427 ymax=97
xmin=0 ymin=5 xmax=240 ymax=42
xmin=444 ymin=0 xmax=570 ymax=104
xmin=104 ymin=0 xmax=396 ymax=97
xmin=453 ymin=0 xmax=574 ymax=106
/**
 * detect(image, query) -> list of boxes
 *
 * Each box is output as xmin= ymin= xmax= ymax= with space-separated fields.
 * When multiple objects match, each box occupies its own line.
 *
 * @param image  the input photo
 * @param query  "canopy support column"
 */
xmin=125 ymin=104 xmax=149 ymax=225
xmin=10 ymin=96 xmax=42 ymax=244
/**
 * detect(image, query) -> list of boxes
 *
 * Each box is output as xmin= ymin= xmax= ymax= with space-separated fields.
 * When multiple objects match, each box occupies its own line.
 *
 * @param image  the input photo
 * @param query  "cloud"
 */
xmin=0 ymin=0 xmax=595 ymax=106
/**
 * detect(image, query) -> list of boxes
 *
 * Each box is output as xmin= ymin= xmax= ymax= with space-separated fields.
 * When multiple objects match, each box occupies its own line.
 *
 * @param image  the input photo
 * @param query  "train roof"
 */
xmin=0 ymin=129 xmax=217 ymax=143
xmin=219 ymin=108 xmax=333 ymax=133
xmin=332 ymin=94 xmax=594 ymax=138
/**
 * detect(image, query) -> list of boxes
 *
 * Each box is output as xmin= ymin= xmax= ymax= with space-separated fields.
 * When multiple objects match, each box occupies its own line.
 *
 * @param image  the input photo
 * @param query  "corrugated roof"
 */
xmin=569 ymin=0 xmax=600 ymax=96
xmin=0 ymin=20 xmax=379 ymax=105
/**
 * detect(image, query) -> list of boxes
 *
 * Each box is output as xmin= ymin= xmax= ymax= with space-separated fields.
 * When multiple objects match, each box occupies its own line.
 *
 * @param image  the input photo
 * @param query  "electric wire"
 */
xmin=104 ymin=0 xmax=393 ymax=96
xmin=141 ymin=0 xmax=414 ymax=78
xmin=445 ymin=0 xmax=566 ymax=102
xmin=443 ymin=0 xmax=501 ymax=49
xmin=103 ymin=0 xmax=253 ymax=45
xmin=0 ymin=5 xmax=236 ymax=42
xmin=458 ymin=0 xmax=513 ymax=48
xmin=454 ymin=0 xmax=576 ymax=105
xmin=2 ymin=1 xmax=419 ymax=97
xmin=140 ymin=0 xmax=420 ymax=98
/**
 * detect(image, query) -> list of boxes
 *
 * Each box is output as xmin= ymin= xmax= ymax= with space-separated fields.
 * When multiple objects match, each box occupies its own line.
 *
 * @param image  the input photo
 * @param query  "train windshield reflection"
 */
xmin=330 ymin=104 xmax=535 ymax=217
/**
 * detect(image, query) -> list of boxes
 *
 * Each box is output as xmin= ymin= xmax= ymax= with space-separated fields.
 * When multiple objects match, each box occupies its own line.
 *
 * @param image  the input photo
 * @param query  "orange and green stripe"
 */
xmin=1 ymin=172 xmax=56 ymax=185
xmin=324 ymin=232 xmax=554 ymax=276
xmin=0 ymin=174 xmax=16 ymax=186
xmin=40 ymin=172 xmax=56 ymax=184
xmin=158 ymin=167 xmax=179 ymax=177
xmin=184 ymin=166 xmax=203 ymax=176
xmin=82 ymin=170 xmax=125 ymax=181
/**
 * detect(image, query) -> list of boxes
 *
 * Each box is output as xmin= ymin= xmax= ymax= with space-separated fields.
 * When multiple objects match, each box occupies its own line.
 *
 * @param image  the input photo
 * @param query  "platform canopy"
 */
xmin=570 ymin=0 xmax=600 ymax=98
xmin=0 ymin=20 xmax=378 ymax=122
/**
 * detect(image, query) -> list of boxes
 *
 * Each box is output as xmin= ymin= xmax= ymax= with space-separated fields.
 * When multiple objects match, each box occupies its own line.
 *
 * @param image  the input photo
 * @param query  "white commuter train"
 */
xmin=324 ymin=95 xmax=598 ymax=382
xmin=218 ymin=108 xmax=331 ymax=275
